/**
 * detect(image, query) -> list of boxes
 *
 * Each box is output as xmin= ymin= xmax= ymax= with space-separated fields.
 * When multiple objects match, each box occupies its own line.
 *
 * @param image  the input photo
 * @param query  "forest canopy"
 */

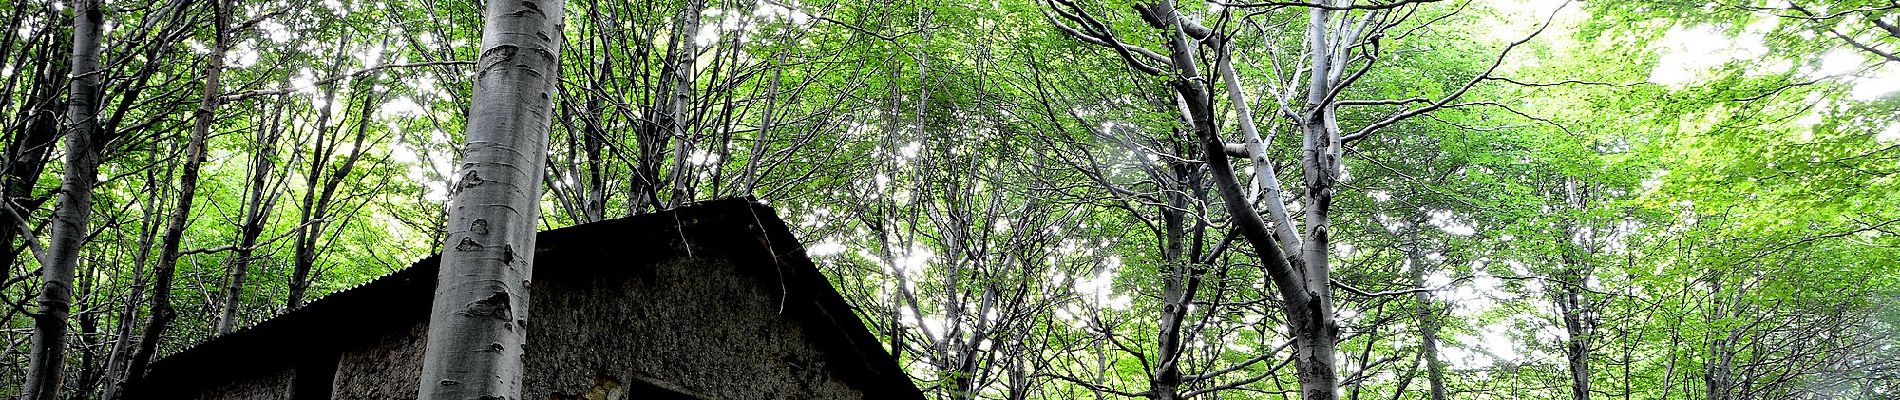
xmin=0 ymin=0 xmax=1897 ymax=399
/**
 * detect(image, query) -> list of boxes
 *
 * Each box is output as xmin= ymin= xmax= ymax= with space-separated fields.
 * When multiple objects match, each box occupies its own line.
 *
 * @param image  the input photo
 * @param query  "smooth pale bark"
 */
xmin=1185 ymin=10 xmax=1352 ymax=398
xmin=738 ymin=51 xmax=783 ymax=194
xmin=1146 ymin=4 xmax=1349 ymax=399
xmin=1139 ymin=3 xmax=1328 ymax=399
xmin=415 ymin=0 xmax=564 ymax=398
xmin=1288 ymin=6 xmax=1345 ymax=399
xmin=623 ymin=1 xmax=705 ymax=215
xmin=1051 ymin=0 xmax=1558 ymax=397
xmin=128 ymin=0 xmax=227 ymax=379
xmin=1214 ymin=45 xmax=1301 ymax=256
xmin=662 ymin=0 xmax=704 ymax=207
xmin=22 ymin=1 xmax=104 ymax=398
xmin=1179 ymin=2 xmax=1344 ymax=398
xmin=577 ymin=9 xmax=610 ymax=223
xmin=1164 ymin=2 xmax=1348 ymax=398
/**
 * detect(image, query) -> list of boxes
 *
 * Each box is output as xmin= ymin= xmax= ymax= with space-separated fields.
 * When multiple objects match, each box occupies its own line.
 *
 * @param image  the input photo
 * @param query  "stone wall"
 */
xmin=331 ymin=323 xmax=426 ymax=399
xmin=127 ymin=199 xmax=921 ymax=400
xmin=189 ymin=368 xmax=293 ymax=400
xmin=524 ymin=255 xmax=871 ymax=400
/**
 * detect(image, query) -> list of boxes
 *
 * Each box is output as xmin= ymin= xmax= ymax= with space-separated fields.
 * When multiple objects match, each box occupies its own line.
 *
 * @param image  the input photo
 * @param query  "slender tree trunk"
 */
xmin=286 ymin=30 xmax=355 ymax=309
xmin=1148 ymin=163 xmax=1198 ymax=400
xmin=415 ymin=0 xmax=564 ymax=397
xmin=0 ymin=0 xmax=66 ymax=240
xmin=739 ymin=51 xmax=782 ymax=194
xmin=1413 ymin=297 xmax=1450 ymax=400
xmin=670 ymin=0 xmax=703 ymax=196
xmin=218 ymin=95 xmax=284 ymax=334
xmin=1137 ymin=1 xmax=1339 ymax=398
xmin=579 ymin=16 xmax=608 ymax=222
xmin=0 ymin=66 xmax=63 ymax=277
xmin=1405 ymin=224 xmax=1449 ymax=400
xmin=72 ymin=286 xmax=103 ymax=397
xmin=1212 ymin=16 xmax=1346 ymax=398
xmin=1563 ymin=293 xmax=1592 ymax=400
xmin=287 ymin=75 xmax=379 ymax=310
xmin=1703 ymin=336 xmax=1734 ymax=400
xmin=98 ymin=140 xmax=177 ymax=400
xmin=1289 ymin=6 xmax=1345 ymax=399
xmin=76 ymin=253 xmax=104 ymax=391
xmin=22 ymin=1 xmax=104 ymax=398
xmin=1557 ymin=179 xmax=1596 ymax=400
xmin=127 ymin=0 xmax=227 ymax=379
xmin=1214 ymin=40 xmax=1297 ymax=250
xmin=662 ymin=0 xmax=702 ymax=207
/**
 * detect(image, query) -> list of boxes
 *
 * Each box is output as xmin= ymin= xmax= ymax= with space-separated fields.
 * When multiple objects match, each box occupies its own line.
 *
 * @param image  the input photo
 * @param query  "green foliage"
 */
xmin=0 ymin=0 xmax=1895 ymax=398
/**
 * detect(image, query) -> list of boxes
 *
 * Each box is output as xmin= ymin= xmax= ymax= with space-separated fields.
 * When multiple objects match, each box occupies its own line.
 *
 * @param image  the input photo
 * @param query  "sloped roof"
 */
xmin=128 ymin=198 xmax=921 ymax=398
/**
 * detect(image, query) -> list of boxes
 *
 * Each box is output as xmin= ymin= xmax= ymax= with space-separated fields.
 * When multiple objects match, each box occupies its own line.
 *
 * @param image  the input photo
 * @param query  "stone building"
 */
xmin=126 ymin=198 xmax=922 ymax=400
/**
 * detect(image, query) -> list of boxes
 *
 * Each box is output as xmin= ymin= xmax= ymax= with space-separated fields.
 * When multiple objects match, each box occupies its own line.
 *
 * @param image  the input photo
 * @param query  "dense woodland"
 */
xmin=0 ymin=0 xmax=1897 ymax=398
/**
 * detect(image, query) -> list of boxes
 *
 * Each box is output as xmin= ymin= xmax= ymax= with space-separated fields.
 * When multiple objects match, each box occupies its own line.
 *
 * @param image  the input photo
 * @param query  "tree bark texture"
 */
xmin=22 ymin=1 xmax=104 ymax=398
xmin=415 ymin=0 xmax=565 ymax=398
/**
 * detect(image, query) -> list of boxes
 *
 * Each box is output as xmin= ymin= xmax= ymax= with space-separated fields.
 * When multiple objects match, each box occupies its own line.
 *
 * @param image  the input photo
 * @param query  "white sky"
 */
xmin=1650 ymin=18 xmax=1900 ymax=101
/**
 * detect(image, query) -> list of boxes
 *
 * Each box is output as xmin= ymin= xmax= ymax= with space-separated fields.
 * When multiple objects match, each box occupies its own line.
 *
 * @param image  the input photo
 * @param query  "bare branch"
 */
xmin=1488 ymin=76 xmax=1635 ymax=87
xmin=219 ymin=60 xmax=475 ymax=102
xmin=1038 ymin=373 xmax=1153 ymax=398
xmin=1216 ymin=0 xmax=1448 ymax=11
xmin=1343 ymin=0 xmax=1572 ymax=143
xmin=1787 ymin=3 xmax=1900 ymax=62
xmin=761 ymin=0 xmax=930 ymax=43
xmin=1044 ymin=0 xmax=1169 ymax=75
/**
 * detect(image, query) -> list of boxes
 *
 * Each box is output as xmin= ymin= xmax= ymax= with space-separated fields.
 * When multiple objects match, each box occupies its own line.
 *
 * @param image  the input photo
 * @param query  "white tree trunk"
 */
xmin=1291 ymin=6 xmax=1343 ymax=400
xmin=663 ymin=0 xmax=704 ymax=207
xmin=415 ymin=0 xmax=564 ymax=398
xmin=22 ymin=1 xmax=104 ymax=398
xmin=1214 ymin=44 xmax=1302 ymax=258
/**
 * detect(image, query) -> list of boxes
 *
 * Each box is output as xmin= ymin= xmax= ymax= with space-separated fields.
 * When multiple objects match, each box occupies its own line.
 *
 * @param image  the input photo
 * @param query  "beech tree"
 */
xmin=414 ymin=0 xmax=566 ymax=398
xmin=0 ymin=1 xmax=1894 ymax=399
xmin=20 ymin=0 xmax=104 ymax=398
xmin=1044 ymin=0 xmax=1569 ymax=397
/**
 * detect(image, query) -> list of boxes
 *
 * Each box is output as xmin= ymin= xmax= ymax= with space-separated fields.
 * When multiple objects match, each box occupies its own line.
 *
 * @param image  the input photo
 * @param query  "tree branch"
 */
xmin=1216 ymin=0 xmax=1447 ymax=11
xmin=219 ymin=60 xmax=475 ymax=102
xmin=1342 ymin=0 xmax=1571 ymax=143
